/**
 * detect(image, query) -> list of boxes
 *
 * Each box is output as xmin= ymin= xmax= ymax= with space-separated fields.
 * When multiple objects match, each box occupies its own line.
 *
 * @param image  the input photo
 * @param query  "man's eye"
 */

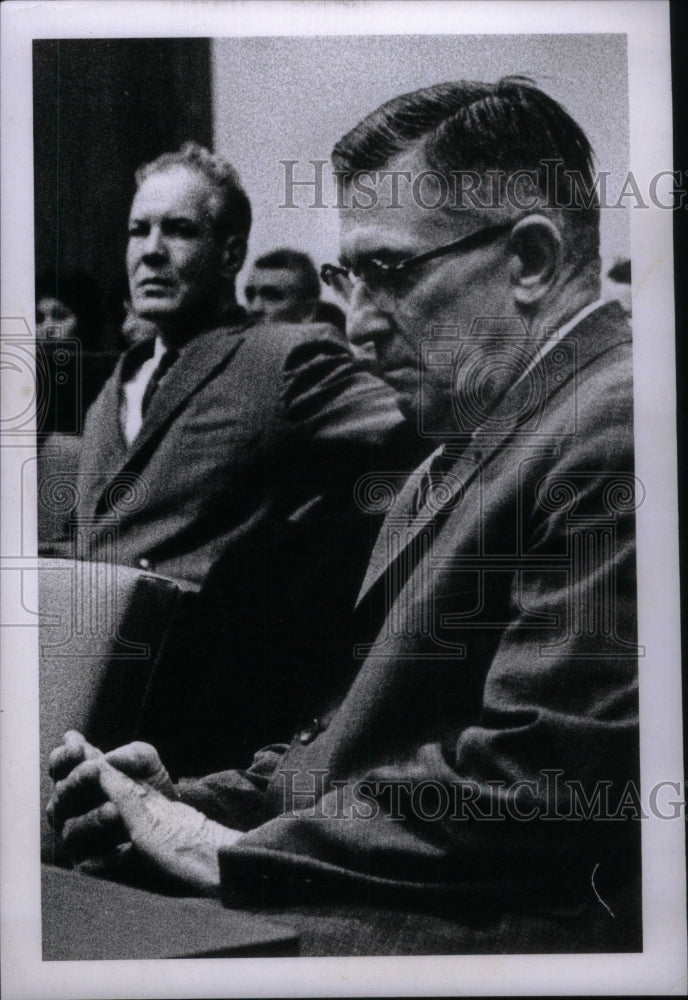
xmin=167 ymin=222 xmax=197 ymax=237
xmin=128 ymin=224 xmax=146 ymax=237
xmin=360 ymin=260 xmax=405 ymax=287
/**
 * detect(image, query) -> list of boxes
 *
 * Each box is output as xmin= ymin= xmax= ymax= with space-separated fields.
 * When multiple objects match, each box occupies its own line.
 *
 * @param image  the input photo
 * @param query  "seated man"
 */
xmin=40 ymin=143 xmax=418 ymax=772
xmin=65 ymin=143 xmax=408 ymax=587
xmin=48 ymin=78 xmax=640 ymax=954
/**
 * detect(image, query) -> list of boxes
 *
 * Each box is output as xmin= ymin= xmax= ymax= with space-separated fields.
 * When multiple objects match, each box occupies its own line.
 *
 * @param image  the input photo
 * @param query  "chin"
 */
xmin=134 ymin=304 xmax=174 ymax=322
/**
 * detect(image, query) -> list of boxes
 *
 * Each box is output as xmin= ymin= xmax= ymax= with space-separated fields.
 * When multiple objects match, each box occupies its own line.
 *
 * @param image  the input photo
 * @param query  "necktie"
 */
xmin=140 ymin=348 xmax=179 ymax=418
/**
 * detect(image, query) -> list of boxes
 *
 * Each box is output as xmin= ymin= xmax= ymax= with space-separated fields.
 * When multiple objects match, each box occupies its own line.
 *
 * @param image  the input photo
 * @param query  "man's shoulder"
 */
xmin=82 ymin=354 xmax=124 ymax=422
xmin=574 ymin=304 xmax=634 ymax=426
xmin=542 ymin=300 xmax=633 ymax=432
xmin=237 ymin=319 xmax=351 ymax=359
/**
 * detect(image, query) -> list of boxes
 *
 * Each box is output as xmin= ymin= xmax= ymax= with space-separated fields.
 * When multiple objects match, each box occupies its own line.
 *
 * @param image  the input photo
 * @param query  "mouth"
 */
xmin=137 ymin=277 xmax=174 ymax=291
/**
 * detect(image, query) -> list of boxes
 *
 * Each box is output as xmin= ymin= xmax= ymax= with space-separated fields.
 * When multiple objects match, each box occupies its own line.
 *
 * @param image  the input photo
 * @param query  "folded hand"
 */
xmin=47 ymin=731 xmax=241 ymax=895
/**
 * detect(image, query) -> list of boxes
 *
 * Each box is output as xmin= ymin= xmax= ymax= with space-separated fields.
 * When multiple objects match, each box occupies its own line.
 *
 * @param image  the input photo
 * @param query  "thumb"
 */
xmin=96 ymin=759 xmax=163 ymax=839
xmin=95 ymin=758 xmax=228 ymax=894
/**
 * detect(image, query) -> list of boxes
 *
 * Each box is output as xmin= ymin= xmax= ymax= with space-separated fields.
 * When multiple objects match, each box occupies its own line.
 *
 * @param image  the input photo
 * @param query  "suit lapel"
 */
xmin=90 ymin=354 xmax=130 ymax=465
xmin=355 ymin=301 xmax=632 ymax=609
xmin=355 ymin=441 xmax=488 ymax=608
xmin=128 ymin=322 xmax=248 ymax=456
xmin=90 ymin=321 xmax=248 ymax=516
xmin=77 ymin=355 xmax=130 ymax=517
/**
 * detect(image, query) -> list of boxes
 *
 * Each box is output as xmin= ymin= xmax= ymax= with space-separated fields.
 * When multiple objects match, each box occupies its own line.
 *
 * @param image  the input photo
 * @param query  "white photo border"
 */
xmin=1 ymin=1 xmax=685 ymax=997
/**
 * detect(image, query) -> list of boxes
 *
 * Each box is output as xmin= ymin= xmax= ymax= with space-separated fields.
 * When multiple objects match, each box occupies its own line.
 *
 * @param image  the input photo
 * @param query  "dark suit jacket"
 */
xmin=74 ymin=313 xmax=407 ymax=586
xmin=72 ymin=312 xmax=417 ymax=772
xmin=178 ymin=302 xmax=640 ymax=940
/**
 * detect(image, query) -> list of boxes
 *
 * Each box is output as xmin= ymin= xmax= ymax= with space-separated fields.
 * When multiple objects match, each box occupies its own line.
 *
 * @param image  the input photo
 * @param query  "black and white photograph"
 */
xmin=1 ymin=1 xmax=685 ymax=996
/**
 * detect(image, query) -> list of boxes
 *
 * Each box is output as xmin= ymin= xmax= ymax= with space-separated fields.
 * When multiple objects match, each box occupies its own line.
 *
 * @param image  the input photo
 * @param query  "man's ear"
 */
xmin=221 ymin=235 xmax=247 ymax=279
xmin=508 ymin=214 xmax=562 ymax=306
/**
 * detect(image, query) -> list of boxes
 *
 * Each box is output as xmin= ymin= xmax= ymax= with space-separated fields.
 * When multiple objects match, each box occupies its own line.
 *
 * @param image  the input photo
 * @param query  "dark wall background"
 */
xmin=33 ymin=39 xmax=213 ymax=349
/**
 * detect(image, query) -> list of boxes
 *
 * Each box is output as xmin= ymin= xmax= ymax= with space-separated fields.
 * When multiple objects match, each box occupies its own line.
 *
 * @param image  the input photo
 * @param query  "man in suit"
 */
xmin=48 ymin=79 xmax=640 ymax=953
xmin=54 ymin=141 xmax=416 ymax=772
xmin=71 ymin=142 xmax=407 ymax=587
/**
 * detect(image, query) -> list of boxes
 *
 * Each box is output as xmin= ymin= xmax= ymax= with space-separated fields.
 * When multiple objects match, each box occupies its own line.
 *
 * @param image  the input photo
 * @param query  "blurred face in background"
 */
xmin=244 ymin=265 xmax=316 ymax=323
xmin=36 ymin=297 xmax=79 ymax=341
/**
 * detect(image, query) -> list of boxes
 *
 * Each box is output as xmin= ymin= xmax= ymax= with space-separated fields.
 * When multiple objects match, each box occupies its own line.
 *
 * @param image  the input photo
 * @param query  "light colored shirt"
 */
xmin=120 ymin=336 xmax=166 ymax=445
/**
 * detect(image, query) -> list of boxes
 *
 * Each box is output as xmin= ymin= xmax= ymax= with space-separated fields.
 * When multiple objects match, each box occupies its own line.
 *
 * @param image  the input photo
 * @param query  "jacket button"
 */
xmin=298 ymin=718 xmax=322 ymax=744
xmin=138 ymin=558 xmax=151 ymax=571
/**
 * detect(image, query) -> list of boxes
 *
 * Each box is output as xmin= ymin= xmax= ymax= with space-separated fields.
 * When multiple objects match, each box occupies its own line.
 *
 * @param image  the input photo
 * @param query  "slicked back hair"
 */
xmin=135 ymin=142 xmax=252 ymax=243
xmin=332 ymin=77 xmax=600 ymax=262
xmin=253 ymin=248 xmax=321 ymax=301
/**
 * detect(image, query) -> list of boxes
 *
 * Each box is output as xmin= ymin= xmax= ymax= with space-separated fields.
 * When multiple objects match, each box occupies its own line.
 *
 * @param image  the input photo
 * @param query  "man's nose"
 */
xmin=345 ymin=282 xmax=391 ymax=355
xmin=247 ymin=294 xmax=265 ymax=316
xmin=141 ymin=226 xmax=167 ymax=259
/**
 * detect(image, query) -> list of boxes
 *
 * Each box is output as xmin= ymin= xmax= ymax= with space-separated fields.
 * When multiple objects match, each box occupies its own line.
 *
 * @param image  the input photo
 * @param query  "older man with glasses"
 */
xmin=48 ymin=78 xmax=639 ymax=955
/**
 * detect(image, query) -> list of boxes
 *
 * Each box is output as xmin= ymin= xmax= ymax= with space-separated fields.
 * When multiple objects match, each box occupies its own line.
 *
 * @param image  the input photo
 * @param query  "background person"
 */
xmin=36 ymin=269 xmax=104 ymax=350
xmin=244 ymin=247 xmax=322 ymax=324
xmin=244 ymin=247 xmax=347 ymax=333
xmin=73 ymin=143 xmax=408 ymax=587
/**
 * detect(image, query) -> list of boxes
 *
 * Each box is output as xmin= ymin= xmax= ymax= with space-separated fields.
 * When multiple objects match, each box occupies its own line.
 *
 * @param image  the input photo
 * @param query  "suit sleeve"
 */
xmin=279 ymin=324 xmax=415 ymax=476
xmin=215 ymin=387 xmax=639 ymax=906
xmin=175 ymin=744 xmax=289 ymax=832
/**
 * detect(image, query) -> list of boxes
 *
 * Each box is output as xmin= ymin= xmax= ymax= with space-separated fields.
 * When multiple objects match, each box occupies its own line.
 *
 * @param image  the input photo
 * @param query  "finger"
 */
xmin=76 ymin=844 xmax=136 ymax=881
xmin=49 ymin=744 xmax=84 ymax=783
xmin=105 ymin=743 xmax=177 ymax=800
xmin=96 ymin=762 xmax=188 ymax=858
xmin=61 ymin=801 xmax=127 ymax=861
xmin=49 ymin=732 xmax=102 ymax=782
xmin=64 ymin=730 xmax=103 ymax=759
xmin=63 ymin=729 xmax=87 ymax=748
xmin=103 ymin=742 xmax=163 ymax=780
xmin=47 ymin=758 xmax=108 ymax=830
xmin=96 ymin=759 xmax=160 ymax=826
xmin=76 ymin=844 xmax=177 ymax=895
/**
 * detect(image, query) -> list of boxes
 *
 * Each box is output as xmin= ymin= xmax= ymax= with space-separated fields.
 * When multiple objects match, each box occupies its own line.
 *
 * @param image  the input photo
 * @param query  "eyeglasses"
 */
xmin=320 ymin=222 xmax=512 ymax=304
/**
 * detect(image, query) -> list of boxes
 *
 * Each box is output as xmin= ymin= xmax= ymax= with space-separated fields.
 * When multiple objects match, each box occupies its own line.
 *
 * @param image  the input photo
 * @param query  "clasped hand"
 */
xmin=47 ymin=731 xmax=241 ymax=895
